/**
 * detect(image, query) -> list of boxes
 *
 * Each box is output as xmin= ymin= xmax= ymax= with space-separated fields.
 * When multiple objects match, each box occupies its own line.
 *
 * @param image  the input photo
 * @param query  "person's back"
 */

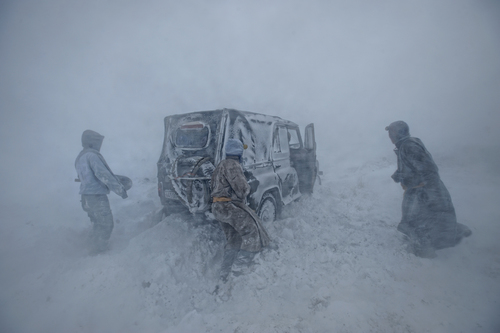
xmin=394 ymin=137 xmax=439 ymax=187
xmin=211 ymin=157 xmax=250 ymax=203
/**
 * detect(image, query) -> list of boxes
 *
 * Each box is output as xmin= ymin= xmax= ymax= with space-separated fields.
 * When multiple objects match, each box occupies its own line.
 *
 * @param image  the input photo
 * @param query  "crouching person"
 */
xmin=75 ymin=130 xmax=129 ymax=255
xmin=211 ymin=139 xmax=270 ymax=283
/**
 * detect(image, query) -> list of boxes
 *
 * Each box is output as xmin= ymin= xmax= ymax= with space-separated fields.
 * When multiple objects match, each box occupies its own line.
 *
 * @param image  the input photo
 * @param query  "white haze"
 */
xmin=0 ymin=0 xmax=499 ymax=332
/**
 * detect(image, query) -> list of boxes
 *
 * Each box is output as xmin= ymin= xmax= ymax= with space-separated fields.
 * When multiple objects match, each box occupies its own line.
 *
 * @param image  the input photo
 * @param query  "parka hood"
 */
xmin=82 ymin=130 xmax=104 ymax=151
xmin=385 ymin=121 xmax=410 ymax=145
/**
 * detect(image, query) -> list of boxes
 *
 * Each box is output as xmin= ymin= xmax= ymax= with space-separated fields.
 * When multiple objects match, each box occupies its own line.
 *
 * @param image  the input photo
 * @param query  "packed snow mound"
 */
xmin=1 ymin=155 xmax=499 ymax=333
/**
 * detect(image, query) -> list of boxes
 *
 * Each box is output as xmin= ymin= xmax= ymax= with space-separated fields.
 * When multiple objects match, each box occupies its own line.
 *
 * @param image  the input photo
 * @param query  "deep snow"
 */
xmin=1 ymin=1 xmax=500 ymax=332
xmin=1 ymin=150 xmax=499 ymax=333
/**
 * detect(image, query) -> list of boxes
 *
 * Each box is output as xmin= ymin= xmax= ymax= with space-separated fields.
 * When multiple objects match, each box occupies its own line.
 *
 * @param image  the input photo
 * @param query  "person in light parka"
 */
xmin=75 ymin=130 xmax=129 ymax=255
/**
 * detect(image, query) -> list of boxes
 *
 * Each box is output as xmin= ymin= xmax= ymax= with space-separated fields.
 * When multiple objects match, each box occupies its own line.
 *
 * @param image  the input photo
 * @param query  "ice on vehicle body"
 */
xmin=157 ymin=108 xmax=319 ymax=222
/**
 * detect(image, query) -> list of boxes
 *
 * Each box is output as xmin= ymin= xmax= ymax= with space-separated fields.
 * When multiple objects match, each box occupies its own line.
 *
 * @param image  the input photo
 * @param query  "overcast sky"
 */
xmin=1 ymin=0 xmax=499 ymax=206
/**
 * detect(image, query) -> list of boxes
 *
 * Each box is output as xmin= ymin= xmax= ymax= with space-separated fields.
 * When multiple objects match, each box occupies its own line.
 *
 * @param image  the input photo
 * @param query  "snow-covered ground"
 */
xmin=1 ymin=150 xmax=499 ymax=333
xmin=2 ymin=1 xmax=500 ymax=332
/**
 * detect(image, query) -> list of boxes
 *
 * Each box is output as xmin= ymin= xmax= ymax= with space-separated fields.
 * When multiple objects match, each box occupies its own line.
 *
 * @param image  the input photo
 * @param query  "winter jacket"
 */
xmin=210 ymin=156 xmax=250 ymax=202
xmin=391 ymin=137 xmax=440 ymax=189
xmin=75 ymin=130 xmax=126 ymax=197
xmin=392 ymin=136 xmax=461 ymax=249
xmin=211 ymin=156 xmax=270 ymax=251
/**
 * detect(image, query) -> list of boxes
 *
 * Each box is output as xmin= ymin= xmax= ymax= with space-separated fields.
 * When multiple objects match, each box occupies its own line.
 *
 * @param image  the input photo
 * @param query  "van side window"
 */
xmin=287 ymin=128 xmax=300 ymax=149
xmin=279 ymin=127 xmax=290 ymax=154
xmin=273 ymin=127 xmax=281 ymax=153
xmin=274 ymin=126 xmax=290 ymax=155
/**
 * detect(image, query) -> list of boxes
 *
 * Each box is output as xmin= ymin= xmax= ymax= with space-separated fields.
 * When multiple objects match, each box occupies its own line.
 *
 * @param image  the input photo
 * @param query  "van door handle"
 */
xmin=275 ymin=164 xmax=282 ymax=168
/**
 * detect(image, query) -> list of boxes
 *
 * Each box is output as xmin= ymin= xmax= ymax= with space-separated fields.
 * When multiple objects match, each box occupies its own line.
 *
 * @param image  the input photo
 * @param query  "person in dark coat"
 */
xmin=75 ymin=130 xmax=129 ymax=255
xmin=211 ymin=139 xmax=270 ymax=282
xmin=386 ymin=121 xmax=471 ymax=258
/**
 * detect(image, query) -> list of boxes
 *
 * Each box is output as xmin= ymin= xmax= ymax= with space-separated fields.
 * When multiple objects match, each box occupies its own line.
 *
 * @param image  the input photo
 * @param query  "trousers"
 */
xmin=212 ymin=201 xmax=262 ymax=252
xmin=81 ymin=194 xmax=114 ymax=251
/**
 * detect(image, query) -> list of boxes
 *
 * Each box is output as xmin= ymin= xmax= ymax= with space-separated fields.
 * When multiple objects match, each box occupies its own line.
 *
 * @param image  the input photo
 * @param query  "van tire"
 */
xmin=258 ymin=192 xmax=277 ymax=223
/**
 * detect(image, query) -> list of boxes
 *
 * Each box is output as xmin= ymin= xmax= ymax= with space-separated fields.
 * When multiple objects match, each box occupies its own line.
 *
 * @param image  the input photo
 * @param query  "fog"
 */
xmin=1 ymin=0 xmax=500 ymax=332
xmin=2 ymin=0 xmax=500 ymax=191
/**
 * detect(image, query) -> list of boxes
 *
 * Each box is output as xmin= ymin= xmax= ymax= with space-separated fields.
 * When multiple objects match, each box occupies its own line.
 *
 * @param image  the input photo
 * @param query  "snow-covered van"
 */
xmin=157 ymin=108 xmax=319 ymax=222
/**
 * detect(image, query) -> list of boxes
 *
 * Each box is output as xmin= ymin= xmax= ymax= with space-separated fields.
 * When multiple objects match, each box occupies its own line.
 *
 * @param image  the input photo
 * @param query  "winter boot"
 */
xmin=457 ymin=223 xmax=472 ymax=238
xmin=232 ymin=250 xmax=257 ymax=276
xmin=414 ymin=246 xmax=437 ymax=259
xmin=219 ymin=249 xmax=238 ymax=283
xmin=397 ymin=221 xmax=413 ymax=238
xmin=413 ymin=236 xmax=437 ymax=259
xmin=266 ymin=240 xmax=279 ymax=251
xmin=88 ymin=238 xmax=110 ymax=256
xmin=213 ymin=280 xmax=232 ymax=302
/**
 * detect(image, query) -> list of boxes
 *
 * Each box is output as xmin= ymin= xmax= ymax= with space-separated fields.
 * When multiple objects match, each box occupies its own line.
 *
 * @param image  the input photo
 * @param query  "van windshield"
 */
xmin=174 ymin=122 xmax=210 ymax=148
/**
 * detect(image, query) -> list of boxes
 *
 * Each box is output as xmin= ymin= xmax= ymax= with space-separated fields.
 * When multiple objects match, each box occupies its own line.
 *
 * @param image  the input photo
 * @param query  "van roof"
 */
xmin=165 ymin=108 xmax=299 ymax=127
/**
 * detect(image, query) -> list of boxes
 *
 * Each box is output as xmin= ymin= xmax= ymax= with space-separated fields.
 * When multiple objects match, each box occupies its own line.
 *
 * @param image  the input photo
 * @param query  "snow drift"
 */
xmin=1 ymin=151 xmax=499 ymax=333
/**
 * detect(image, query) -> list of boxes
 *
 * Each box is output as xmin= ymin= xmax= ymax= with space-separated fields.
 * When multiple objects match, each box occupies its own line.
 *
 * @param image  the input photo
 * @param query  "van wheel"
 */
xmin=258 ymin=193 xmax=277 ymax=223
